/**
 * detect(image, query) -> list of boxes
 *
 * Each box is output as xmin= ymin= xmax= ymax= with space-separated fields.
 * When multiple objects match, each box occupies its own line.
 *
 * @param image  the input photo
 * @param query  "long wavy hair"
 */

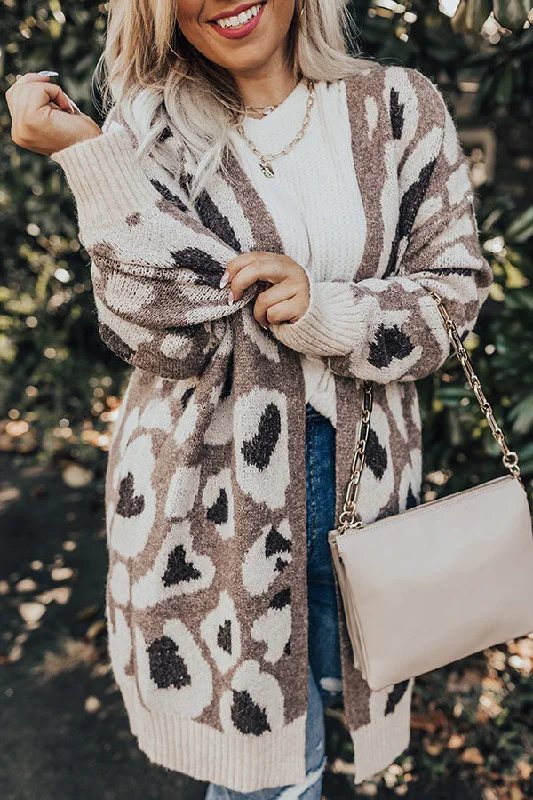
xmin=92 ymin=0 xmax=370 ymax=204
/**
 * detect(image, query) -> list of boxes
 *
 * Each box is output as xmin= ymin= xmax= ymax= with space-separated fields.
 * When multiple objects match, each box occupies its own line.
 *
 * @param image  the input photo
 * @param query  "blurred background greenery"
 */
xmin=1 ymin=1 xmax=533 ymax=798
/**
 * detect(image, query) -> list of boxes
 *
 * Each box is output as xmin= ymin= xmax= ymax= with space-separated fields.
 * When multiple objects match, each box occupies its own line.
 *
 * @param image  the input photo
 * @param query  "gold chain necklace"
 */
xmin=243 ymin=99 xmax=284 ymax=117
xmin=235 ymin=78 xmax=315 ymax=178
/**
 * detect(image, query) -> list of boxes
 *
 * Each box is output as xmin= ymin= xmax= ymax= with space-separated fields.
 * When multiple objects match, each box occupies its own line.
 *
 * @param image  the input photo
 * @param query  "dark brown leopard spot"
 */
xmin=147 ymin=635 xmax=191 ymax=690
xmin=116 ymin=472 xmax=145 ymax=517
xmin=242 ymin=403 xmax=282 ymax=471
xmin=162 ymin=544 xmax=201 ymax=587
xmin=231 ymin=690 xmax=271 ymax=735
xmin=217 ymin=620 xmax=232 ymax=654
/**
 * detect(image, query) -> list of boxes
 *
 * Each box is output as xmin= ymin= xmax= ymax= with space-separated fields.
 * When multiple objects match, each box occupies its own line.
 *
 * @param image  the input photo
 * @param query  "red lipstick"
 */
xmin=210 ymin=1 xmax=261 ymax=20
xmin=208 ymin=2 xmax=266 ymax=39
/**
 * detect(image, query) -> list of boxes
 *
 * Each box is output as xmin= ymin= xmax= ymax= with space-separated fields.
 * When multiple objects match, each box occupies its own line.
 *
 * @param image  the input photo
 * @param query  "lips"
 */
xmin=207 ymin=1 xmax=266 ymax=39
xmin=209 ymin=1 xmax=261 ymax=21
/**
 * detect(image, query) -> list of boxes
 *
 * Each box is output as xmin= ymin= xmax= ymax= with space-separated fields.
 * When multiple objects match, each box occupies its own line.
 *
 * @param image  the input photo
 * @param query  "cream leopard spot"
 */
xmin=364 ymin=96 xmax=378 ymax=140
xmin=200 ymin=590 xmax=241 ymax=674
xmin=234 ymin=389 xmax=290 ymax=509
xmin=410 ymin=447 xmax=422 ymax=488
xmin=204 ymin=395 xmax=233 ymax=446
xmin=399 ymin=127 xmax=442 ymax=196
xmin=398 ymin=462 xmax=415 ymax=512
xmin=160 ymin=330 xmax=196 ymax=360
xmin=107 ymin=606 xmax=132 ymax=682
xmin=171 ymin=376 xmax=199 ymax=401
xmin=411 ymin=196 xmax=443 ymax=233
xmin=385 ymin=384 xmax=408 ymax=441
xmin=108 ymin=377 xmax=134 ymax=452
xmin=357 ymin=404 xmax=395 ymax=524
xmin=136 ymin=618 xmax=213 ymax=717
xmin=131 ymin=519 xmax=215 ymax=609
xmin=110 ymin=434 xmax=156 ymax=559
xmin=220 ymin=660 xmax=284 ymax=735
xmin=94 ymin=297 xmax=153 ymax=350
xmin=139 ymin=397 xmax=172 ymax=431
xmin=377 ymin=140 xmax=399 ymax=277
xmin=251 ymin=588 xmax=291 ymax=664
xmin=443 ymin=108 xmax=460 ymax=165
xmin=351 ymin=677 xmax=414 ymax=763
xmin=109 ymin=561 xmax=130 ymax=606
xmin=119 ymin=406 xmax=140 ymax=456
xmin=105 ymin=272 xmax=155 ymax=311
xmin=385 ymin=68 xmax=418 ymax=160
xmin=410 ymin=391 xmax=422 ymax=432
xmin=173 ymin=396 xmax=199 ymax=446
xmin=433 ymin=243 xmax=482 ymax=273
xmin=447 ymin=162 xmax=471 ymax=207
xmin=242 ymin=518 xmax=292 ymax=597
xmin=164 ymin=464 xmax=201 ymax=519
xmin=112 ymin=405 xmax=140 ymax=488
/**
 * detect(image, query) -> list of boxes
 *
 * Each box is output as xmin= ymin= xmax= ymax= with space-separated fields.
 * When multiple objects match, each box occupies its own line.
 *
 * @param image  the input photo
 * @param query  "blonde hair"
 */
xmin=92 ymin=0 xmax=371 ymax=204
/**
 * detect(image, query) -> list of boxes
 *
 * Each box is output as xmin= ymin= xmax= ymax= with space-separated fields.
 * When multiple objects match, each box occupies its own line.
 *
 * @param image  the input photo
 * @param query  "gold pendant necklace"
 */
xmin=235 ymin=78 xmax=315 ymax=178
xmin=259 ymin=160 xmax=275 ymax=178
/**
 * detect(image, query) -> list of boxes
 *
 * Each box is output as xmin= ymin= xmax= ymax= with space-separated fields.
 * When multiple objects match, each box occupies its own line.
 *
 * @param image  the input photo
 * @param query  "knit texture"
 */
xmin=229 ymin=78 xmax=367 ymax=427
xmin=50 ymin=62 xmax=493 ymax=791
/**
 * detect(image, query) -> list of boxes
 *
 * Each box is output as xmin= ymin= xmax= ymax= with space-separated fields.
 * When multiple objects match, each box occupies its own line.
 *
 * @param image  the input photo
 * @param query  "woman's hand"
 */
xmin=221 ymin=252 xmax=311 ymax=329
xmin=5 ymin=73 xmax=102 ymax=156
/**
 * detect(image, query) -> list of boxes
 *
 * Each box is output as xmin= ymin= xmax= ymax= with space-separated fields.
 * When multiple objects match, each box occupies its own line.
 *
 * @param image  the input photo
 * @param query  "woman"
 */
xmin=6 ymin=0 xmax=493 ymax=796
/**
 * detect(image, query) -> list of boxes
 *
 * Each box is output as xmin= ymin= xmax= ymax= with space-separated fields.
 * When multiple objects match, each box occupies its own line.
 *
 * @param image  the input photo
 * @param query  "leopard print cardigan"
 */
xmin=50 ymin=61 xmax=493 ymax=791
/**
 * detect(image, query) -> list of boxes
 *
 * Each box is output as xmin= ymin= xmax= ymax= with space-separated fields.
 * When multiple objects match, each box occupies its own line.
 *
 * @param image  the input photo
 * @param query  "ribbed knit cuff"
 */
xmin=49 ymin=126 xmax=162 ymax=235
xmin=269 ymin=278 xmax=357 ymax=357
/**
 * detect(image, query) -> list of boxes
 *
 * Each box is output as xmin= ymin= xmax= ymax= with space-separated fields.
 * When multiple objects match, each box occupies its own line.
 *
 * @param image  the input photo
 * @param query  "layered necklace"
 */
xmin=235 ymin=77 xmax=315 ymax=178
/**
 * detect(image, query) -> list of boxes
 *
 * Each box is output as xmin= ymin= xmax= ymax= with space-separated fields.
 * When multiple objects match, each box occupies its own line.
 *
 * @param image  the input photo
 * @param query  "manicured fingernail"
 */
xmin=66 ymin=98 xmax=79 ymax=114
xmin=219 ymin=270 xmax=229 ymax=289
xmin=38 ymin=70 xmax=59 ymax=76
xmin=227 ymin=290 xmax=234 ymax=306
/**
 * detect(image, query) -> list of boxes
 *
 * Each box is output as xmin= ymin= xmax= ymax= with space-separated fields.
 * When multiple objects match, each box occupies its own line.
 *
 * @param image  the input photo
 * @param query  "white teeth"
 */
xmin=215 ymin=3 xmax=262 ymax=28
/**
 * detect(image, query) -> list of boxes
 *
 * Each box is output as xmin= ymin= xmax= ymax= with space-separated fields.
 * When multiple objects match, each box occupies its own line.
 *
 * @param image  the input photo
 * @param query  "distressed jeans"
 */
xmin=205 ymin=402 xmax=343 ymax=799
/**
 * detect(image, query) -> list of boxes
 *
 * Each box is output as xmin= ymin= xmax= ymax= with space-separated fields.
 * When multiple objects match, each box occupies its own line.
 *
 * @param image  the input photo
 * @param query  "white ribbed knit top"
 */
xmin=228 ymin=78 xmax=367 ymax=428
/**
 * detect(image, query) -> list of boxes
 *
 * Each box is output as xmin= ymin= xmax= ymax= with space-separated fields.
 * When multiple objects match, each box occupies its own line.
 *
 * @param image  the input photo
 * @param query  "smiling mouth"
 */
xmin=209 ymin=2 xmax=266 ymax=30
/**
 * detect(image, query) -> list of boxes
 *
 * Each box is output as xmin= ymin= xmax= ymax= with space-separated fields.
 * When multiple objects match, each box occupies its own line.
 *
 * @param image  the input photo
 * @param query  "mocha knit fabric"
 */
xmin=50 ymin=62 xmax=493 ymax=791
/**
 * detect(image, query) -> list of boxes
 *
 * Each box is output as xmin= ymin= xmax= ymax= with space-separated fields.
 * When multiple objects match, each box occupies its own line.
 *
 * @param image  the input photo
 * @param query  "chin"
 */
xmin=216 ymin=48 xmax=280 ymax=75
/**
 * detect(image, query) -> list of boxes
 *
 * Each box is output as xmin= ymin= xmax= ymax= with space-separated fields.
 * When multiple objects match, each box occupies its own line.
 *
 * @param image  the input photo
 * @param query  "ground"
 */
xmin=0 ymin=454 xmax=483 ymax=800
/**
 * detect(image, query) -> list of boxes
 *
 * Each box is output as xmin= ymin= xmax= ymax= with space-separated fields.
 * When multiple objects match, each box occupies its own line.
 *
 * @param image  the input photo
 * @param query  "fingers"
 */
xmin=6 ymin=72 xmax=81 ymax=119
xmin=14 ymin=72 xmax=55 ymax=84
xmin=9 ymin=72 xmax=80 ymax=115
xmin=253 ymin=284 xmax=300 ymax=328
xmin=41 ymin=82 xmax=80 ymax=114
xmin=224 ymin=253 xmax=293 ymax=301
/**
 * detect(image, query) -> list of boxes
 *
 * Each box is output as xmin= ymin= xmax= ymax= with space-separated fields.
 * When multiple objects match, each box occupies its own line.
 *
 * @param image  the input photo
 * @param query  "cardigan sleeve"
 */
xmin=49 ymin=112 xmax=255 ymax=379
xmin=268 ymin=71 xmax=494 ymax=384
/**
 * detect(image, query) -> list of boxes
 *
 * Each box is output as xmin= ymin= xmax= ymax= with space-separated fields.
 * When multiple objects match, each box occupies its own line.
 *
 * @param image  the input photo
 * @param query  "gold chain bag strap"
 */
xmin=328 ymin=290 xmax=533 ymax=692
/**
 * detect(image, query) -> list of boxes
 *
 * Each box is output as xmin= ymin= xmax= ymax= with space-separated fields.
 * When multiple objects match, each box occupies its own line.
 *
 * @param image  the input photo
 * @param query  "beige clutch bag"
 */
xmin=328 ymin=290 xmax=533 ymax=692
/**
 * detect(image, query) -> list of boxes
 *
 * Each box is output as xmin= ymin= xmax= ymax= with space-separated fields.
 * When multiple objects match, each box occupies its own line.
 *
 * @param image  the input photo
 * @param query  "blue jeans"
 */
xmin=205 ymin=402 xmax=343 ymax=799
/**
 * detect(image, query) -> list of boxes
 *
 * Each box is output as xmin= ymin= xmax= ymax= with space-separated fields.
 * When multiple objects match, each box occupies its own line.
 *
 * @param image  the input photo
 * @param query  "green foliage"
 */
xmin=1 ymin=1 xmax=129 ymax=483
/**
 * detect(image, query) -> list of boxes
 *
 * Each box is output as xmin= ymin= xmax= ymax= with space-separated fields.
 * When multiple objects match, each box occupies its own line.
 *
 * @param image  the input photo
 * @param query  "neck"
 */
xmin=231 ymin=52 xmax=298 ymax=113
